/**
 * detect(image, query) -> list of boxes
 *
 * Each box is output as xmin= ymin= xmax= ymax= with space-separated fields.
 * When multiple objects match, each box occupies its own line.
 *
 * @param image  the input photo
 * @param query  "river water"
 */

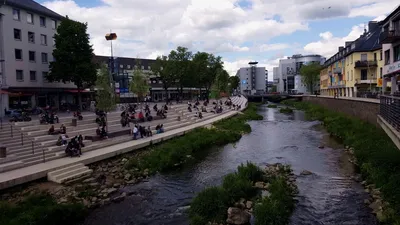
xmin=84 ymin=105 xmax=378 ymax=225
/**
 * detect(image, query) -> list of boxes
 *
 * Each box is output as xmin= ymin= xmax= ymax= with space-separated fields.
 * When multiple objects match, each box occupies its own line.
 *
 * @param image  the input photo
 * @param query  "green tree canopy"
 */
xmin=299 ymin=63 xmax=322 ymax=93
xmin=215 ymin=69 xmax=230 ymax=93
xmin=168 ymin=46 xmax=193 ymax=96
xmin=129 ymin=62 xmax=150 ymax=103
xmin=151 ymin=55 xmax=175 ymax=102
xmin=229 ymin=76 xmax=240 ymax=92
xmin=46 ymin=17 xmax=97 ymax=109
xmin=95 ymin=64 xmax=116 ymax=112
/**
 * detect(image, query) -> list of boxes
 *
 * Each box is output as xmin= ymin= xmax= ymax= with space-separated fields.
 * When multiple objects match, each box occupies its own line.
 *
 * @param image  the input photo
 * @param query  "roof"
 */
xmin=380 ymin=4 xmax=400 ymax=25
xmin=3 ymin=0 xmax=64 ymax=20
xmin=94 ymin=55 xmax=156 ymax=71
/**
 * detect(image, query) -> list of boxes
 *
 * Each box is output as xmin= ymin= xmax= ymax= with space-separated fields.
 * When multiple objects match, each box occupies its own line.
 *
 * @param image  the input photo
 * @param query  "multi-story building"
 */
xmin=276 ymin=54 xmax=325 ymax=93
xmin=236 ymin=62 xmax=267 ymax=95
xmin=94 ymin=55 xmax=206 ymax=102
xmin=320 ymin=21 xmax=385 ymax=97
xmin=381 ymin=5 xmax=400 ymax=94
xmin=0 ymin=0 xmax=80 ymax=115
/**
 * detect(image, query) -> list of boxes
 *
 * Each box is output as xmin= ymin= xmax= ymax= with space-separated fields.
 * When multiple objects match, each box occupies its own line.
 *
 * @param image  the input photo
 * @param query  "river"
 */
xmin=83 ymin=104 xmax=378 ymax=225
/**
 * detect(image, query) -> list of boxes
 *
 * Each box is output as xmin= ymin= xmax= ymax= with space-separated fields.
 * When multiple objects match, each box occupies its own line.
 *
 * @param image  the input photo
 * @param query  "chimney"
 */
xmin=345 ymin=41 xmax=352 ymax=47
xmin=368 ymin=21 xmax=378 ymax=32
xmin=338 ymin=46 xmax=344 ymax=52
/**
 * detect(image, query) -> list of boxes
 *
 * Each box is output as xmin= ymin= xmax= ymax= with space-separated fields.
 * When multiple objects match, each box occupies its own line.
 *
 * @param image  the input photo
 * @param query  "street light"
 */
xmin=105 ymin=32 xmax=117 ymax=87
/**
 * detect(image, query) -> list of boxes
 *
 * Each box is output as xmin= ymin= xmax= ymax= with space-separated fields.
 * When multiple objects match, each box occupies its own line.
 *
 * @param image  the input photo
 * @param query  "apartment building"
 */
xmin=320 ymin=21 xmax=385 ymax=97
xmin=381 ymin=5 xmax=400 ymax=94
xmin=94 ymin=55 xmax=207 ymax=102
xmin=0 ymin=0 xmax=80 ymax=114
xmin=236 ymin=62 xmax=267 ymax=95
xmin=276 ymin=54 xmax=325 ymax=93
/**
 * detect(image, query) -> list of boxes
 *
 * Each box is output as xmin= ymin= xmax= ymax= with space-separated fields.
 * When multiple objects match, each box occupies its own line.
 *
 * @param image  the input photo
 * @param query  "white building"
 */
xmin=236 ymin=62 xmax=267 ymax=95
xmin=275 ymin=54 xmax=326 ymax=94
xmin=0 ymin=0 xmax=79 ymax=115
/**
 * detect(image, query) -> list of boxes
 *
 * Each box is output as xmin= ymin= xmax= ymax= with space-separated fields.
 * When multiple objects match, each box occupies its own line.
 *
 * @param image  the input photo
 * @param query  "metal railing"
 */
xmin=356 ymin=91 xmax=380 ymax=99
xmin=380 ymin=95 xmax=400 ymax=132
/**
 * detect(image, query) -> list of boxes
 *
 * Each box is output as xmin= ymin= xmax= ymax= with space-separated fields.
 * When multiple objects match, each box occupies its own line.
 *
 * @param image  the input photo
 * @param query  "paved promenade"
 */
xmin=304 ymin=95 xmax=380 ymax=104
xmin=0 ymin=97 xmax=247 ymax=190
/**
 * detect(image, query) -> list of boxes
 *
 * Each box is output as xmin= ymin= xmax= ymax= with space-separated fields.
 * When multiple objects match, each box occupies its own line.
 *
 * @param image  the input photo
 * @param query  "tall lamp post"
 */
xmin=105 ymin=33 xmax=117 ymax=93
xmin=0 ymin=59 xmax=4 ymax=117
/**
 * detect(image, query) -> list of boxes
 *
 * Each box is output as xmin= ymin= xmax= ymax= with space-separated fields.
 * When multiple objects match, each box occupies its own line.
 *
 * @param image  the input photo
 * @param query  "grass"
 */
xmin=279 ymin=107 xmax=293 ymax=114
xmin=282 ymin=99 xmax=400 ymax=224
xmin=0 ymin=193 xmax=86 ymax=225
xmin=125 ymin=103 xmax=264 ymax=174
xmin=189 ymin=162 xmax=296 ymax=225
xmin=267 ymin=104 xmax=277 ymax=108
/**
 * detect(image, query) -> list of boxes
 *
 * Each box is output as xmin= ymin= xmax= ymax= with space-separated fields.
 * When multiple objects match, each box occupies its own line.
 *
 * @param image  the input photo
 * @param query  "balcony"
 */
xmin=354 ymin=60 xmax=378 ymax=68
xmin=381 ymin=29 xmax=400 ymax=44
xmin=328 ymin=80 xmax=346 ymax=89
xmin=333 ymin=67 xmax=342 ymax=74
xmin=356 ymin=79 xmax=377 ymax=84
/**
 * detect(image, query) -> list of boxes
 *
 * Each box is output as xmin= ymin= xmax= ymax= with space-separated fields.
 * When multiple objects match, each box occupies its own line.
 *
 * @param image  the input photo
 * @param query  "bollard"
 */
xmin=11 ymin=125 xmax=13 ymax=137
xmin=31 ymin=141 xmax=34 ymax=154
xmin=21 ymin=133 xmax=24 ymax=146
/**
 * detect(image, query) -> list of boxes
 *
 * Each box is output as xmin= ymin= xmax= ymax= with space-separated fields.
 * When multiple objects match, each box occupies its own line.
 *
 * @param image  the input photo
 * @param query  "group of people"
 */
xmin=96 ymin=126 xmax=108 ymax=139
xmin=48 ymin=124 xmax=67 ymax=135
xmin=54 ymin=132 xmax=84 ymax=157
xmin=40 ymin=111 xmax=59 ymax=124
xmin=132 ymin=124 xmax=153 ymax=139
xmin=153 ymin=104 xmax=167 ymax=119
xmin=73 ymin=111 xmax=83 ymax=120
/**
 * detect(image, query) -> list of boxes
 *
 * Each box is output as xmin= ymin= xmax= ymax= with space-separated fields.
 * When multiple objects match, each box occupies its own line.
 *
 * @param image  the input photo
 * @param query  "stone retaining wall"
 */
xmin=302 ymin=96 xmax=379 ymax=126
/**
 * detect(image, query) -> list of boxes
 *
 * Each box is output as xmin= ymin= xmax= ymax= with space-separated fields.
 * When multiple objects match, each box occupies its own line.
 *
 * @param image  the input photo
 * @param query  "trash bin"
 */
xmin=0 ymin=146 xmax=6 ymax=158
xmin=72 ymin=118 xmax=77 ymax=127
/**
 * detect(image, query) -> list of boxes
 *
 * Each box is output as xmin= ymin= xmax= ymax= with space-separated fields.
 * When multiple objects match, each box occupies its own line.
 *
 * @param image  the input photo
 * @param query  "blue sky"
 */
xmin=40 ymin=0 xmax=398 ymax=78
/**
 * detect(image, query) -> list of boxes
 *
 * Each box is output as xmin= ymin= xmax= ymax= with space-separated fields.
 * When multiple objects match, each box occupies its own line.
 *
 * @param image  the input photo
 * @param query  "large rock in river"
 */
xmin=226 ymin=207 xmax=250 ymax=225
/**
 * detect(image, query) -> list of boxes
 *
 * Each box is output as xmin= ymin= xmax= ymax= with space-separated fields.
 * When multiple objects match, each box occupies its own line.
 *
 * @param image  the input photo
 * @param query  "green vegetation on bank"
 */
xmin=279 ymin=107 xmax=293 ymax=114
xmin=125 ymin=103 xmax=263 ymax=174
xmin=189 ymin=162 xmax=296 ymax=225
xmin=266 ymin=104 xmax=277 ymax=108
xmin=0 ymin=193 xmax=86 ymax=225
xmin=282 ymin=99 xmax=400 ymax=224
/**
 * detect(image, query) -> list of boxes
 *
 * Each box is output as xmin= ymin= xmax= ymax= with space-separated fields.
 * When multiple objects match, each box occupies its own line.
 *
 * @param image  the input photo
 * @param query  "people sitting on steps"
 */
xmin=196 ymin=111 xmax=203 ymax=119
xmin=48 ymin=125 xmax=58 ymax=135
xmin=145 ymin=112 xmax=153 ymax=121
xmin=146 ymin=126 xmax=152 ymax=137
xmin=96 ymin=125 xmax=108 ymax=139
xmin=201 ymin=106 xmax=207 ymax=113
xmin=74 ymin=110 xmax=83 ymax=120
xmin=188 ymin=106 xmax=192 ymax=112
xmin=56 ymin=133 xmax=68 ymax=146
xmin=132 ymin=124 xmax=139 ymax=140
xmin=153 ymin=104 xmax=158 ymax=112
xmin=155 ymin=124 xmax=164 ymax=134
xmin=138 ymin=111 xmax=145 ymax=122
xmin=59 ymin=124 xmax=67 ymax=134
xmin=65 ymin=136 xmax=81 ymax=157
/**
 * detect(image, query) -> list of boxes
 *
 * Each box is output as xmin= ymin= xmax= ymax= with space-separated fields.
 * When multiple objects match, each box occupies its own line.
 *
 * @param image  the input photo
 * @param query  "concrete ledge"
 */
xmin=0 ymin=108 xmax=242 ymax=190
xmin=377 ymin=115 xmax=400 ymax=150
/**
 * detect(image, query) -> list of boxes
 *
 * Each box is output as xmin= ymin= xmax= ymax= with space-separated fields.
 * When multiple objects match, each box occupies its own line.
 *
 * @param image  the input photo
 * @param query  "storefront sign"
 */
xmin=377 ymin=78 xmax=383 ymax=87
xmin=386 ymin=61 xmax=400 ymax=74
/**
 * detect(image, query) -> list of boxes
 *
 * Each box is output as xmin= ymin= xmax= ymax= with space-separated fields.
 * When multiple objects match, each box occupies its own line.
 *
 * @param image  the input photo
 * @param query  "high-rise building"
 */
xmin=236 ymin=62 xmax=267 ymax=95
xmin=0 ymin=0 xmax=79 ymax=115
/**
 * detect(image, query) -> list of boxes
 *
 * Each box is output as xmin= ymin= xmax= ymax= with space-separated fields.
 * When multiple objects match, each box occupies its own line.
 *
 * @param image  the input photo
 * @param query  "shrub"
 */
xmin=189 ymin=187 xmax=230 ymax=225
xmin=282 ymin=99 xmax=400 ymax=223
xmin=279 ymin=107 xmax=293 ymax=114
xmin=267 ymin=104 xmax=277 ymax=108
xmin=222 ymin=173 xmax=256 ymax=203
xmin=237 ymin=162 xmax=264 ymax=182
xmin=0 ymin=193 xmax=86 ymax=225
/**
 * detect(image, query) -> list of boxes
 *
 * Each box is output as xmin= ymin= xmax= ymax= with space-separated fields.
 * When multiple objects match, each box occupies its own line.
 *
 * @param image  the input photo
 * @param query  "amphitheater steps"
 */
xmin=47 ymin=163 xmax=93 ymax=184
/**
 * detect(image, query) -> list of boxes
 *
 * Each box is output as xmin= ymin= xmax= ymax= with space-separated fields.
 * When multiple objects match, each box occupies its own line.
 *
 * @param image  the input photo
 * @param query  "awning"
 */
xmin=0 ymin=90 xmax=9 ymax=94
xmin=65 ymin=89 xmax=93 ymax=93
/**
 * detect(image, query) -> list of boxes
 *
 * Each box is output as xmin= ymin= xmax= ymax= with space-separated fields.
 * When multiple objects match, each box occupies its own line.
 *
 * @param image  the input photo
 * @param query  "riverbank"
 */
xmin=283 ymin=99 xmax=400 ymax=224
xmin=189 ymin=162 xmax=297 ymax=225
xmin=0 ymin=103 xmax=262 ymax=225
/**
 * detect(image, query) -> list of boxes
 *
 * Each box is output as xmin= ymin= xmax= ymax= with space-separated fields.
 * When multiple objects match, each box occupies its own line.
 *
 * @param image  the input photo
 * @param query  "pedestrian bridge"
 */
xmin=246 ymin=94 xmax=303 ymax=103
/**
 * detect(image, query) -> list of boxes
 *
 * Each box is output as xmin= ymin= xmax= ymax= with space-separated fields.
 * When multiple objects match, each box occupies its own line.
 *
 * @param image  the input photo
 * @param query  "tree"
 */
xmin=151 ymin=55 xmax=175 ymax=103
xmin=216 ymin=69 xmax=230 ymax=93
xmin=95 ymin=64 xmax=116 ymax=131
xmin=46 ymin=17 xmax=97 ymax=110
xmin=299 ymin=63 xmax=322 ymax=94
xmin=192 ymin=52 xmax=210 ymax=99
xmin=129 ymin=61 xmax=150 ymax=103
xmin=168 ymin=46 xmax=193 ymax=98
xmin=229 ymin=76 xmax=240 ymax=91
xmin=204 ymin=54 xmax=223 ymax=100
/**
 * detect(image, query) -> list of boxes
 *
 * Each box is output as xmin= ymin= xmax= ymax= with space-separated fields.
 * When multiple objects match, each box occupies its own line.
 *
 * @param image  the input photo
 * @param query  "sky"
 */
xmin=38 ymin=0 xmax=399 ymax=80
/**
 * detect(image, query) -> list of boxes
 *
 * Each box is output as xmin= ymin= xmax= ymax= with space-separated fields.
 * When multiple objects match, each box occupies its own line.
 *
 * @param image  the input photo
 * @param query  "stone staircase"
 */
xmin=47 ymin=163 xmax=93 ymax=184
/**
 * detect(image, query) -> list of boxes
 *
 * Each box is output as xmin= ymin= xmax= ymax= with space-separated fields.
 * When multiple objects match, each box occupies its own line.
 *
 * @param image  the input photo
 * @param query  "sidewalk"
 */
xmin=305 ymin=95 xmax=380 ymax=104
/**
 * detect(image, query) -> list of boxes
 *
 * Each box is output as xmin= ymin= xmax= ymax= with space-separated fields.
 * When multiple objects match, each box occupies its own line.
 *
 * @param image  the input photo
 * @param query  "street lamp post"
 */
xmin=0 ymin=59 xmax=5 ymax=118
xmin=105 ymin=33 xmax=117 ymax=92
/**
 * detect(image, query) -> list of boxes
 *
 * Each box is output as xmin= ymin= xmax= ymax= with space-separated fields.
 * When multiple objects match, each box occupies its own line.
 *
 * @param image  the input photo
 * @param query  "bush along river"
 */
xmin=0 ymin=102 xmax=383 ymax=225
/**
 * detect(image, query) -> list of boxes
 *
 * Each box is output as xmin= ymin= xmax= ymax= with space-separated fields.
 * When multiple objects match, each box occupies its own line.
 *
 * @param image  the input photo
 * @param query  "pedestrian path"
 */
xmin=0 ymin=96 xmax=248 ymax=190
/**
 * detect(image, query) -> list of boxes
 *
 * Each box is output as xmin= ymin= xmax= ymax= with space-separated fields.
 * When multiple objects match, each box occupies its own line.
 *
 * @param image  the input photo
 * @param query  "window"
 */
xmin=351 ymin=55 xmax=353 ymax=64
xmin=120 ymin=64 xmax=123 ymax=69
xmin=351 ymin=70 xmax=353 ymax=81
xmin=42 ymin=72 xmax=49 ymax=82
xmin=148 ymin=66 xmax=151 ymax=70
xmin=380 ymin=50 xmax=382 ymax=61
xmin=394 ymin=45 xmax=400 ymax=62
xmin=41 ymin=53 xmax=48 ymax=63
xmin=127 ymin=65 xmax=131 ymax=69
xmin=13 ymin=9 xmax=20 ymax=20
xmin=361 ymin=53 xmax=367 ymax=61
xmin=28 ymin=32 xmax=35 ymax=43
xmin=361 ymin=69 xmax=368 ymax=80
xmin=27 ymin=13 xmax=34 ymax=24
xmin=30 ymin=71 xmax=36 ymax=81
xmin=374 ymin=53 xmax=377 ymax=61
xmin=16 ymin=70 xmax=23 ymax=81
xmin=28 ymin=51 xmax=35 ymax=62
xmin=51 ymin=20 xmax=57 ymax=29
xmin=40 ymin=34 xmax=47 ymax=45
xmin=15 ymin=49 xmax=22 ymax=60
xmin=384 ymin=50 xmax=391 ymax=65
xmin=40 ymin=16 xmax=46 ymax=27
xmin=347 ymin=71 xmax=349 ymax=81
xmin=380 ymin=67 xmax=383 ymax=78
xmin=141 ymin=65 xmax=144 ymax=70
xmin=14 ymin=29 xmax=21 ymax=40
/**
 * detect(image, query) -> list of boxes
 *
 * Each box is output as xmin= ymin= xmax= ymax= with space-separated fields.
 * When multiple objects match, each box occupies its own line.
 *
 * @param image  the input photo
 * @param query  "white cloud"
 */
xmin=42 ymin=0 xmax=398 ymax=76
xmin=303 ymin=24 xmax=365 ymax=58
xmin=224 ymin=56 xmax=285 ymax=80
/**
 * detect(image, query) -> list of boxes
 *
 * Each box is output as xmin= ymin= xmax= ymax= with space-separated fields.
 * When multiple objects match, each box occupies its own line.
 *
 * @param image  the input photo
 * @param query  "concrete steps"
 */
xmin=47 ymin=163 xmax=93 ymax=184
